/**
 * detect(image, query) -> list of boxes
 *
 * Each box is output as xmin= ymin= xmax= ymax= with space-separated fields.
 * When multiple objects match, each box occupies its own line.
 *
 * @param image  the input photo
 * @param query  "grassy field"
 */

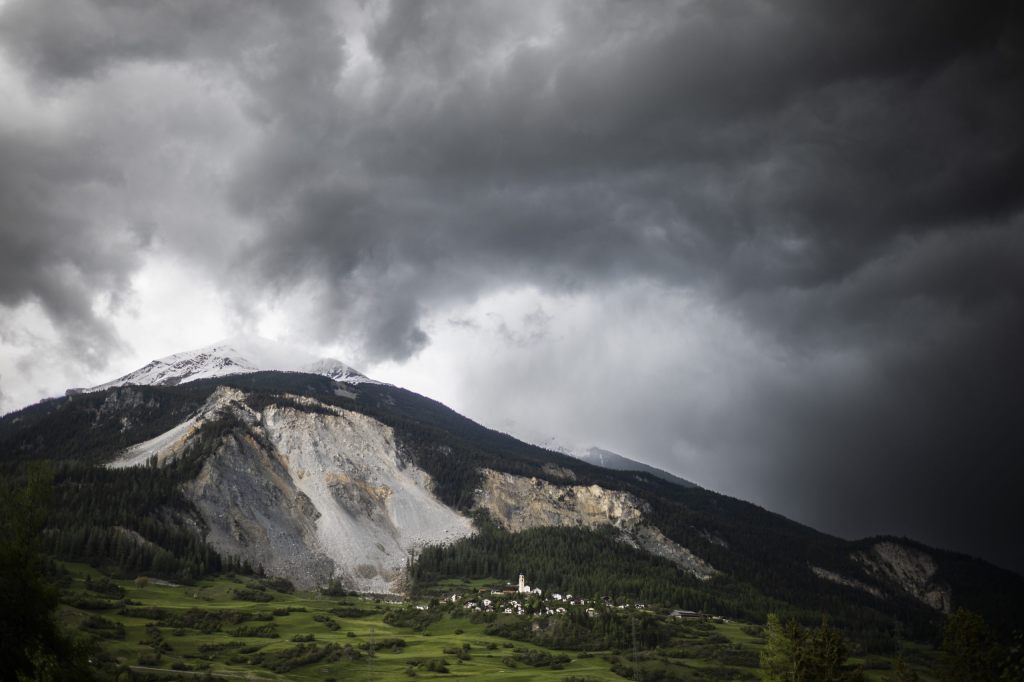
xmin=56 ymin=563 xmax=938 ymax=681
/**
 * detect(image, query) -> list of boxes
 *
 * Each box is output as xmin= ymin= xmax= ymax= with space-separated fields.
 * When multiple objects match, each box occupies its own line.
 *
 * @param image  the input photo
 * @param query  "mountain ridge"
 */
xmin=69 ymin=336 xmax=378 ymax=394
xmin=572 ymin=446 xmax=698 ymax=489
xmin=2 ymin=353 xmax=1022 ymax=645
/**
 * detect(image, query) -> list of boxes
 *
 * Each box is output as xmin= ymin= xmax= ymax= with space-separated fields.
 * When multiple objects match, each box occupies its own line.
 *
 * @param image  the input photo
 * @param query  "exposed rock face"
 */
xmin=854 ymin=541 xmax=952 ymax=613
xmin=111 ymin=387 xmax=474 ymax=592
xmin=476 ymin=469 xmax=716 ymax=580
xmin=810 ymin=565 xmax=884 ymax=599
xmin=109 ymin=388 xmax=716 ymax=590
xmin=477 ymin=469 xmax=646 ymax=531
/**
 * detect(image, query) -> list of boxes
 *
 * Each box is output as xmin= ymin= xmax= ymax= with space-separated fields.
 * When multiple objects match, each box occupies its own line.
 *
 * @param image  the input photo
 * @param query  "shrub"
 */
xmin=78 ymin=615 xmax=126 ymax=640
xmin=228 ymin=624 xmax=278 ymax=638
xmin=85 ymin=576 xmax=125 ymax=598
xmin=330 ymin=606 xmax=373 ymax=618
xmin=231 ymin=588 xmax=272 ymax=602
xmin=360 ymin=637 xmax=407 ymax=652
xmin=424 ymin=658 xmax=450 ymax=673
xmin=383 ymin=606 xmax=442 ymax=630
xmin=246 ymin=643 xmax=343 ymax=673
xmin=259 ymin=577 xmax=295 ymax=593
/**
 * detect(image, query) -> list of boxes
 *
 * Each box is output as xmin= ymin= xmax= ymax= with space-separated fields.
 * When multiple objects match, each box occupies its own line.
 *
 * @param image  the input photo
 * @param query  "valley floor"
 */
xmin=57 ymin=564 xmax=940 ymax=681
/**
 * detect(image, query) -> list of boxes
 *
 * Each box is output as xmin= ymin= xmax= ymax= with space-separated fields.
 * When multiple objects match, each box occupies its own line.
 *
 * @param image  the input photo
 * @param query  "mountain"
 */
xmin=2 ymin=345 xmax=1023 ymax=648
xmin=70 ymin=336 xmax=377 ymax=394
xmin=572 ymin=446 xmax=698 ymax=489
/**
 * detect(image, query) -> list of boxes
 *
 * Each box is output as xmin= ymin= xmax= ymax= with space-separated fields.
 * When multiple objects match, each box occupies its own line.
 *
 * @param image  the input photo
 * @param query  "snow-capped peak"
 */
xmin=300 ymin=358 xmax=375 ymax=384
xmin=78 ymin=336 xmax=378 ymax=393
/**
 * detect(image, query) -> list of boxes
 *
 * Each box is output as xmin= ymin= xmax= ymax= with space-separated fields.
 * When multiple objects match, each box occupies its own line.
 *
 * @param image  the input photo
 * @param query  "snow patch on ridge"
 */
xmin=77 ymin=336 xmax=379 ymax=393
xmin=301 ymin=358 xmax=378 ymax=385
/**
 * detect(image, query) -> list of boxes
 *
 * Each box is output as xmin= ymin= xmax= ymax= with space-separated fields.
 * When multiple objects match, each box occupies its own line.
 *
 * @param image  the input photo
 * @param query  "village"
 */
xmin=413 ymin=574 xmax=727 ymax=623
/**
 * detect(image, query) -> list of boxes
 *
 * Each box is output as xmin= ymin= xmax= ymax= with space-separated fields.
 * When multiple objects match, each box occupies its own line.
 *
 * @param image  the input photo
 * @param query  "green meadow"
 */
xmin=57 ymin=563 xmax=938 ymax=681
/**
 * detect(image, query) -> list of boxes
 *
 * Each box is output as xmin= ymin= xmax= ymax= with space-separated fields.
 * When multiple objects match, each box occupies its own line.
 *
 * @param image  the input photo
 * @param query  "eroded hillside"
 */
xmin=476 ymin=469 xmax=716 ymax=580
xmin=110 ymin=387 xmax=474 ymax=592
xmin=104 ymin=387 xmax=717 ymax=591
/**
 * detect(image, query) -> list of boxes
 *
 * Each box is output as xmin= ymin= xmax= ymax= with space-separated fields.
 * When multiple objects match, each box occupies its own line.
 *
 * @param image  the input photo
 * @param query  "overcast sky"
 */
xmin=1 ymin=1 xmax=1022 ymax=574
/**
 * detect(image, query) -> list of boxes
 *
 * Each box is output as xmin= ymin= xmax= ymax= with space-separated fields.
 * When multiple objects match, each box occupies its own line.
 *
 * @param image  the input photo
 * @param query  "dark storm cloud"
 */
xmin=0 ymin=0 xmax=300 ymax=82
xmin=1 ymin=0 xmax=1022 ymax=571
xmin=0 ymin=128 xmax=148 ymax=366
xmin=230 ymin=0 xmax=1023 ymax=359
xmin=0 ymin=0 xmax=344 ymax=356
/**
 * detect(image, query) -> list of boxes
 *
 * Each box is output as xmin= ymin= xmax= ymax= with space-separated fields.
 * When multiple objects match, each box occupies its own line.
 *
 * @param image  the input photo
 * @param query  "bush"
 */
xmin=360 ymin=637 xmax=407 ymax=652
xmin=424 ymin=658 xmax=450 ymax=673
xmin=383 ymin=606 xmax=442 ymax=630
xmin=63 ymin=594 xmax=117 ymax=610
xmin=228 ymin=624 xmax=278 ymax=638
xmin=259 ymin=577 xmax=295 ymax=593
xmin=197 ymin=641 xmax=245 ymax=655
xmin=510 ymin=648 xmax=571 ymax=668
xmin=313 ymin=614 xmax=341 ymax=630
xmin=231 ymin=588 xmax=273 ymax=602
xmin=740 ymin=624 xmax=764 ymax=638
xmin=246 ymin=643 xmax=343 ymax=673
xmin=78 ymin=614 xmax=126 ymax=640
xmin=85 ymin=576 xmax=125 ymax=598
xmin=443 ymin=644 xmax=472 ymax=660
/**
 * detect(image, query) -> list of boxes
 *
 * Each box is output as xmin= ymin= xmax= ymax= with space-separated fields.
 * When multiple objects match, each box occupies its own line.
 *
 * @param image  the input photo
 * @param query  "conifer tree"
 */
xmin=760 ymin=614 xmax=863 ymax=681
xmin=760 ymin=613 xmax=797 ymax=681
xmin=940 ymin=608 xmax=999 ymax=682
xmin=0 ymin=464 xmax=93 ymax=681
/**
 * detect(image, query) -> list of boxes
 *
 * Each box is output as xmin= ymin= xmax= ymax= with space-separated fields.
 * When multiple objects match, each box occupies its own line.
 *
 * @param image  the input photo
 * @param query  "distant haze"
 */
xmin=0 ymin=1 xmax=1021 ymax=574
